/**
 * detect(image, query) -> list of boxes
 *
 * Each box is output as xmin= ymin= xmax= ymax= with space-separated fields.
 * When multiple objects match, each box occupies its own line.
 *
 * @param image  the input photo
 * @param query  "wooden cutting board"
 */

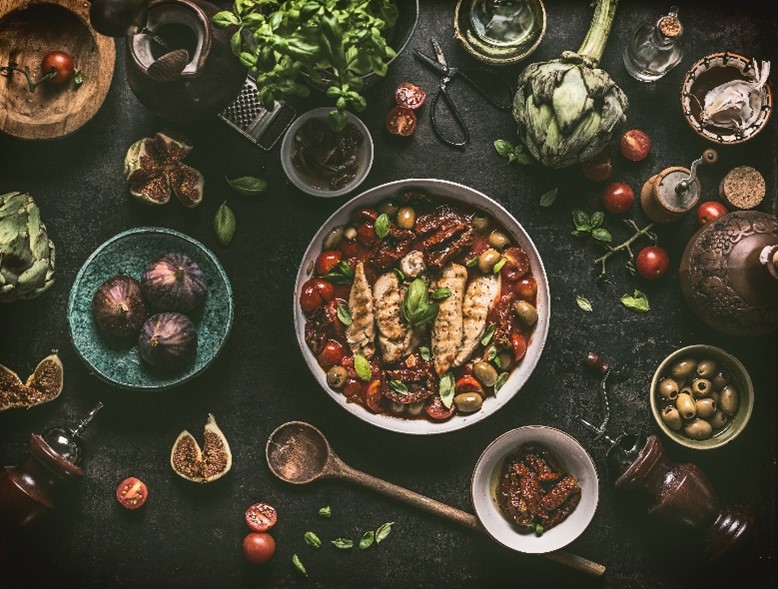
xmin=0 ymin=0 xmax=115 ymax=140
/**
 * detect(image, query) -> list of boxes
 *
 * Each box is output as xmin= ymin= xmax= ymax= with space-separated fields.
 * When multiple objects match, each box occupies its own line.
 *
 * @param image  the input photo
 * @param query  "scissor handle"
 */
xmin=430 ymin=83 xmax=469 ymax=149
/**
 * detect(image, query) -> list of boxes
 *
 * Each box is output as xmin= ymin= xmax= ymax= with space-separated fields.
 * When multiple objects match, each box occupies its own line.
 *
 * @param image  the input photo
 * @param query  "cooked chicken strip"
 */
xmin=453 ymin=274 xmax=501 ymax=367
xmin=432 ymin=263 xmax=467 ymax=375
xmin=346 ymin=261 xmax=375 ymax=359
xmin=400 ymin=250 xmax=426 ymax=278
xmin=374 ymin=272 xmax=414 ymax=362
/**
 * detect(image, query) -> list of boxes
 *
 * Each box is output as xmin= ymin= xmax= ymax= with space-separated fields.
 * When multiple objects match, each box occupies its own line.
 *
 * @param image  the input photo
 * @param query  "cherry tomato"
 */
xmin=514 ymin=277 xmax=537 ymax=301
xmin=365 ymin=380 xmax=384 ymax=413
xmin=696 ymin=201 xmax=729 ymax=226
xmin=40 ymin=51 xmax=75 ymax=84
xmin=356 ymin=221 xmax=378 ymax=247
xmin=581 ymin=152 xmax=612 ymax=182
xmin=315 ymin=250 xmax=341 ymax=276
xmin=510 ymin=333 xmax=527 ymax=362
xmin=317 ymin=339 xmax=345 ymax=369
xmin=342 ymin=377 xmax=365 ymax=399
xmin=602 ymin=182 xmax=635 ymax=215
xmin=455 ymin=375 xmax=484 ymax=395
xmin=351 ymin=207 xmax=378 ymax=223
xmin=299 ymin=278 xmax=335 ymax=314
xmin=425 ymin=395 xmax=456 ymax=421
xmin=501 ymin=247 xmax=530 ymax=281
xmin=395 ymin=82 xmax=426 ymax=110
xmin=620 ymin=129 xmax=652 ymax=162
xmin=386 ymin=106 xmax=417 ymax=137
xmin=245 ymin=502 xmax=277 ymax=532
xmin=242 ymin=532 xmax=276 ymax=564
xmin=116 ymin=477 xmax=148 ymax=510
xmin=635 ymin=246 xmax=670 ymax=280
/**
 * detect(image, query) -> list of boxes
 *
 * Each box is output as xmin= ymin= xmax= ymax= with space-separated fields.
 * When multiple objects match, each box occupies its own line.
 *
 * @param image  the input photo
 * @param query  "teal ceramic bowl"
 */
xmin=68 ymin=227 xmax=233 ymax=391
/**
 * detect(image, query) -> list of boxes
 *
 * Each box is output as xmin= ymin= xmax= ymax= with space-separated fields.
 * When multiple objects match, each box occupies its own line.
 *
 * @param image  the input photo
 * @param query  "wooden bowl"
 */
xmin=0 ymin=0 xmax=115 ymax=140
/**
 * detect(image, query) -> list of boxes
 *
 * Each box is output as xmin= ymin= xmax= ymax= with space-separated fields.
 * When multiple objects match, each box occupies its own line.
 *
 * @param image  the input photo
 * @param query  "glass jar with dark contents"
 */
xmin=292 ymin=119 xmax=364 ymax=190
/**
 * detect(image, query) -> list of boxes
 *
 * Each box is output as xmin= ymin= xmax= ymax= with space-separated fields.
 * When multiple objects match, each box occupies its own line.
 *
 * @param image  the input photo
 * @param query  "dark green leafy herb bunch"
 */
xmin=214 ymin=0 xmax=399 ymax=131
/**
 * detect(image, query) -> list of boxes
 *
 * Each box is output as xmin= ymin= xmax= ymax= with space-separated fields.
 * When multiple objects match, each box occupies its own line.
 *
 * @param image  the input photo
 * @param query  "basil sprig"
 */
xmin=439 ymin=373 xmax=455 ymax=409
xmin=402 ymin=279 xmax=439 ymax=327
xmin=375 ymin=213 xmax=390 ymax=239
xmin=321 ymin=260 xmax=354 ymax=284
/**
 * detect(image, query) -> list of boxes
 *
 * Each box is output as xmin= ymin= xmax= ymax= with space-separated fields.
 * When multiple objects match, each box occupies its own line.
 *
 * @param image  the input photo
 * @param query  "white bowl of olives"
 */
xmin=650 ymin=345 xmax=753 ymax=450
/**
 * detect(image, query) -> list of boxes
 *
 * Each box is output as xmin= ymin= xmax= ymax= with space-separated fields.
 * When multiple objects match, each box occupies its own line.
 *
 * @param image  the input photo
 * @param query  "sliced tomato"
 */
xmin=456 ymin=375 xmax=484 ymax=394
xmin=501 ymin=247 xmax=530 ymax=282
xmin=426 ymin=396 xmax=456 ymax=421
xmin=315 ymin=250 xmax=342 ymax=275
xmin=386 ymin=106 xmax=417 ymax=137
xmin=511 ymin=333 xmax=527 ymax=362
xmin=116 ymin=477 xmax=148 ymax=510
xmin=245 ymin=502 xmax=278 ymax=532
xmin=395 ymin=82 xmax=426 ymax=110
xmin=365 ymin=380 xmax=384 ymax=413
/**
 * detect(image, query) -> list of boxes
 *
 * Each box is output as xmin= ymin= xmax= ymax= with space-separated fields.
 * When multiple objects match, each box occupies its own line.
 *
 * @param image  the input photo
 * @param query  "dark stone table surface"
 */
xmin=1 ymin=1 xmax=776 ymax=587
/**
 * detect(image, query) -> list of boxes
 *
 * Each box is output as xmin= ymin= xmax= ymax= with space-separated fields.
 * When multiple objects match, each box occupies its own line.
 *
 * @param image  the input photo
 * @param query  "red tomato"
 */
xmin=365 ymin=380 xmax=384 ymax=413
xmin=242 ymin=532 xmax=276 ymax=564
xmin=455 ymin=375 xmax=484 ymax=395
xmin=116 ymin=477 xmax=148 ymax=510
xmin=501 ymin=247 xmax=530 ymax=281
xmin=395 ymin=82 xmax=426 ymax=110
xmin=635 ymin=246 xmax=670 ymax=280
xmin=356 ymin=221 xmax=378 ymax=246
xmin=315 ymin=250 xmax=341 ymax=275
xmin=342 ymin=377 xmax=365 ymax=399
xmin=581 ymin=152 xmax=612 ymax=182
xmin=245 ymin=502 xmax=277 ymax=532
xmin=386 ymin=106 xmax=417 ymax=136
xmin=602 ymin=182 xmax=635 ymax=215
xmin=40 ymin=51 xmax=75 ymax=84
xmin=352 ymin=207 xmax=378 ymax=223
xmin=620 ymin=129 xmax=652 ymax=161
xmin=426 ymin=396 xmax=456 ymax=421
xmin=696 ymin=201 xmax=728 ymax=226
xmin=514 ymin=277 xmax=537 ymax=301
xmin=510 ymin=333 xmax=527 ymax=362
xmin=317 ymin=339 xmax=345 ymax=369
xmin=299 ymin=278 xmax=335 ymax=314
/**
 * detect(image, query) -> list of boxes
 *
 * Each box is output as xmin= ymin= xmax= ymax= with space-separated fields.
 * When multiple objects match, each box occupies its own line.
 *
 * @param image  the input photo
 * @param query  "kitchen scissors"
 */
xmin=413 ymin=38 xmax=513 ymax=148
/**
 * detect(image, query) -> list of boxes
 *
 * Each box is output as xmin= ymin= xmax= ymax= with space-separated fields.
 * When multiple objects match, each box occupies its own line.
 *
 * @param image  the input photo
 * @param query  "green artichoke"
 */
xmin=512 ymin=0 xmax=628 ymax=168
xmin=0 ymin=192 xmax=56 ymax=302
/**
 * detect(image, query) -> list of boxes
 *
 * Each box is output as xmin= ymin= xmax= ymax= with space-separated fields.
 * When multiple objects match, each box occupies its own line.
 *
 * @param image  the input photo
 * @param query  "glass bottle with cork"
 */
xmin=623 ymin=6 xmax=684 ymax=82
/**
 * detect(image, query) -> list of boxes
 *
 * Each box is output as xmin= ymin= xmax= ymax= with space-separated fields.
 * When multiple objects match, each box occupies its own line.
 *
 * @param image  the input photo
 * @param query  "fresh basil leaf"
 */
xmin=511 ymin=148 xmax=534 ymax=165
xmin=226 ymin=175 xmax=267 ymax=196
xmin=494 ymin=371 xmax=509 ymax=392
xmin=621 ymin=290 xmax=650 ymax=313
xmin=388 ymin=380 xmax=409 ymax=395
xmin=486 ymin=345 xmax=498 ymax=363
xmin=213 ymin=10 xmax=240 ymax=27
xmin=375 ymin=522 xmax=394 ymax=543
xmin=337 ymin=303 xmax=352 ymax=326
xmin=591 ymin=228 xmax=612 ymax=242
xmin=73 ymin=70 xmax=84 ymax=87
xmin=439 ymin=373 xmax=455 ymax=409
xmin=572 ymin=209 xmax=591 ymax=230
xmin=539 ymin=188 xmax=558 ymax=207
xmin=337 ymin=261 xmax=354 ymax=278
xmin=494 ymin=139 xmax=514 ymax=159
xmin=481 ymin=323 xmax=496 ymax=346
xmin=214 ymin=201 xmax=236 ymax=247
xmin=590 ymin=211 xmax=605 ymax=229
xmin=408 ymin=301 xmax=438 ymax=327
xmin=292 ymin=554 xmax=307 ymax=576
xmin=493 ymin=353 xmax=502 ymax=369
xmin=431 ymin=287 xmax=452 ymax=300
xmin=402 ymin=278 xmax=426 ymax=323
xmin=419 ymin=346 xmax=431 ymax=361
xmin=394 ymin=268 xmax=406 ymax=282
xmin=354 ymin=354 xmax=372 ymax=381
xmin=331 ymin=538 xmax=353 ymax=549
xmin=304 ymin=531 xmax=322 ymax=549
xmin=320 ymin=272 xmax=352 ymax=285
xmin=318 ymin=506 xmax=332 ymax=518
xmin=576 ymin=295 xmax=593 ymax=312
xmin=465 ymin=257 xmax=478 ymax=268
xmin=375 ymin=213 xmax=390 ymax=239
xmin=359 ymin=530 xmax=375 ymax=550
xmin=493 ymin=257 xmax=506 ymax=274
xmin=571 ymin=229 xmax=591 ymax=238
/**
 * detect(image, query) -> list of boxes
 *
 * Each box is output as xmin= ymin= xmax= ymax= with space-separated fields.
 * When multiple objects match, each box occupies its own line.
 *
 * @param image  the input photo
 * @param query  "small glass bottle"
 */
xmin=623 ymin=6 xmax=684 ymax=82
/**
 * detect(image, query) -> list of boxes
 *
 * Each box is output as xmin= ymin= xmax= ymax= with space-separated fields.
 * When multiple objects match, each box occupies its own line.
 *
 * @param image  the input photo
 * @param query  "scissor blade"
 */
xmin=431 ymin=38 xmax=447 ymax=70
xmin=414 ymin=49 xmax=445 ymax=74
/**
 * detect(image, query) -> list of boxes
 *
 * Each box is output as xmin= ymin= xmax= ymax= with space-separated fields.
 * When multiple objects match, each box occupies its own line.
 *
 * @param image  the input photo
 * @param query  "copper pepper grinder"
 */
xmin=0 ymin=403 xmax=102 ymax=530
xmin=580 ymin=355 xmax=754 ymax=561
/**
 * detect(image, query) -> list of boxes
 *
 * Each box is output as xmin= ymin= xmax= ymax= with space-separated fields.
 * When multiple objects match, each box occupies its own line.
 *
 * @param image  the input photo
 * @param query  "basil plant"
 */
xmin=214 ymin=0 xmax=398 ymax=131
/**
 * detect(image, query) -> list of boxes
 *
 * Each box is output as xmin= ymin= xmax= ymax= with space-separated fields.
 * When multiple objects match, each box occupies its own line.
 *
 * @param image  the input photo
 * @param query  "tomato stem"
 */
xmin=594 ymin=220 xmax=656 ymax=280
xmin=0 ymin=63 xmax=57 ymax=92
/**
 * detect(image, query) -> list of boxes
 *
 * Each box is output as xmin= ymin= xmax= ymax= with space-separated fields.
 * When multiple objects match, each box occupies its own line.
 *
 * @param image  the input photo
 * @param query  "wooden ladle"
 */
xmin=265 ymin=421 xmax=605 ymax=577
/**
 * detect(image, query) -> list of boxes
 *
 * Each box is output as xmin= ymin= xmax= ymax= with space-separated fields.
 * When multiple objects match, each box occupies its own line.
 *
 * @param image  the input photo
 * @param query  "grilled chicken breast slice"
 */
xmin=374 ymin=272 xmax=414 ymax=362
xmin=453 ymin=274 xmax=501 ymax=367
xmin=432 ymin=263 xmax=467 ymax=375
xmin=346 ymin=261 xmax=376 ymax=359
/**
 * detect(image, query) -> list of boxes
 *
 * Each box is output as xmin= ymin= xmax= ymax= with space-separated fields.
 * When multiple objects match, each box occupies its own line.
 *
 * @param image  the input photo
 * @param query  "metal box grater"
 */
xmin=218 ymin=76 xmax=296 ymax=150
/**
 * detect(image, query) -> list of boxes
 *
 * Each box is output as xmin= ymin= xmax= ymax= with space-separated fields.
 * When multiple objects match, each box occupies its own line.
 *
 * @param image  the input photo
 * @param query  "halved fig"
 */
xmin=170 ymin=414 xmax=232 ymax=483
xmin=0 ymin=353 xmax=64 ymax=412
xmin=169 ymin=164 xmax=204 ymax=208
xmin=130 ymin=174 xmax=171 ymax=205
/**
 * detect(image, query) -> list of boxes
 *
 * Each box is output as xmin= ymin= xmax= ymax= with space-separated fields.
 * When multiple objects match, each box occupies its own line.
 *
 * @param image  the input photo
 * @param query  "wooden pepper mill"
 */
xmin=640 ymin=148 xmax=718 ymax=223
xmin=0 ymin=403 xmax=102 ymax=530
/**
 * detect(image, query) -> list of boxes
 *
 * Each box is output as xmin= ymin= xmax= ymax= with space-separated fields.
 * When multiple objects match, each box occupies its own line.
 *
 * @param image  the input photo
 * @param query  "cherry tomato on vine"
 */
xmin=245 ymin=502 xmax=277 ymax=532
xmin=602 ymin=182 xmax=635 ymax=215
xmin=696 ymin=201 xmax=728 ymax=226
xmin=299 ymin=278 xmax=335 ymax=313
xmin=635 ymin=246 xmax=670 ymax=280
xmin=116 ymin=477 xmax=148 ymax=510
xmin=242 ymin=532 xmax=276 ymax=564
xmin=395 ymin=82 xmax=426 ymax=110
xmin=386 ymin=106 xmax=417 ymax=136
xmin=581 ymin=152 xmax=612 ymax=182
xmin=40 ymin=51 xmax=75 ymax=84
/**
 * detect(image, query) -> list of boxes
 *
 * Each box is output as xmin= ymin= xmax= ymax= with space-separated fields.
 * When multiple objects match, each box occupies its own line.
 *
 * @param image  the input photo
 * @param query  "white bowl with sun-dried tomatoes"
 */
xmin=294 ymin=178 xmax=550 ymax=434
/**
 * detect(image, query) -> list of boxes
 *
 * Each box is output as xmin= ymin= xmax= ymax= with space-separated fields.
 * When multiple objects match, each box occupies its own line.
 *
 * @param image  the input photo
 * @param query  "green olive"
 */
xmin=478 ymin=249 xmax=501 ymax=273
xmin=322 ymin=225 xmax=345 ymax=250
xmin=377 ymin=200 xmax=399 ymax=217
xmin=406 ymin=402 xmax=425 ymax=416
xmin=473 ymin=361 xmax=498 ymax=387
xmin=685 ymin=418 xmax=713 ymax=440
xmin=387 ymin=401 xmax=406 ymax=415
xmin=497 ymin=352 xmax=513 ymax=371
xmin=661 ymin=406 xmax=682 ymax=430
xmin=471 ymin=213 xmax=490 ymax=233
xmin=670 ymin=358 xmax=697 ymax=382
xmin=675 ymin=392 xmax=696 ymax=420
xmin=513 ymin=300 xmax=538 ymax=326
xmin=696 ymin=359 xmax=717 ymax=379
xmin=326 ymin=366 xmax=348 ymax=389
xmin=454 ymin=392 xmax=483 ymax=413
xmin=709 ymin=409 xmax=728 ymax=430
xmin=657 ymin=378 xmax=679 ymax=401
xmin=695 ymin=397 xmax=717 ymax=419
xmin=691 ymin=378 xmax=712 ymax=398
xmin=712 ymin=370 xmax=731 ymax=390
xmin=488 ymin=230 xmax=510 ymax=250
xmin=396 ymin=207 xmax=416 ymax=230
xmin=719 ymin=385 xmax=739 ymax=416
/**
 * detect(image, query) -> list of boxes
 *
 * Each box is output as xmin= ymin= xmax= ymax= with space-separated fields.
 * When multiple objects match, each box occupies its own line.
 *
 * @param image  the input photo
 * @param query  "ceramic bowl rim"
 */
xmin=649 ymin=344 xmax=754 ymax=449
xmin=280 ymin=107 xmax=374 ymax=198
xmin=292 ymin=178 xmax=551 ymax=435
xmin=67 ymin=226 xmax=234 ymax=392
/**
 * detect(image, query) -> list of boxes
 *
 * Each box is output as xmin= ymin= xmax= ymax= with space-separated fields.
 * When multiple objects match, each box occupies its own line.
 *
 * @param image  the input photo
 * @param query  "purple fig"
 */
xmin=141 ymin=252 xmax=207 ymax=313
xmin=92 ymin=275 xmax=148 ymax=338
xmin=138 ymin=312 xmax=197 ymax=369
